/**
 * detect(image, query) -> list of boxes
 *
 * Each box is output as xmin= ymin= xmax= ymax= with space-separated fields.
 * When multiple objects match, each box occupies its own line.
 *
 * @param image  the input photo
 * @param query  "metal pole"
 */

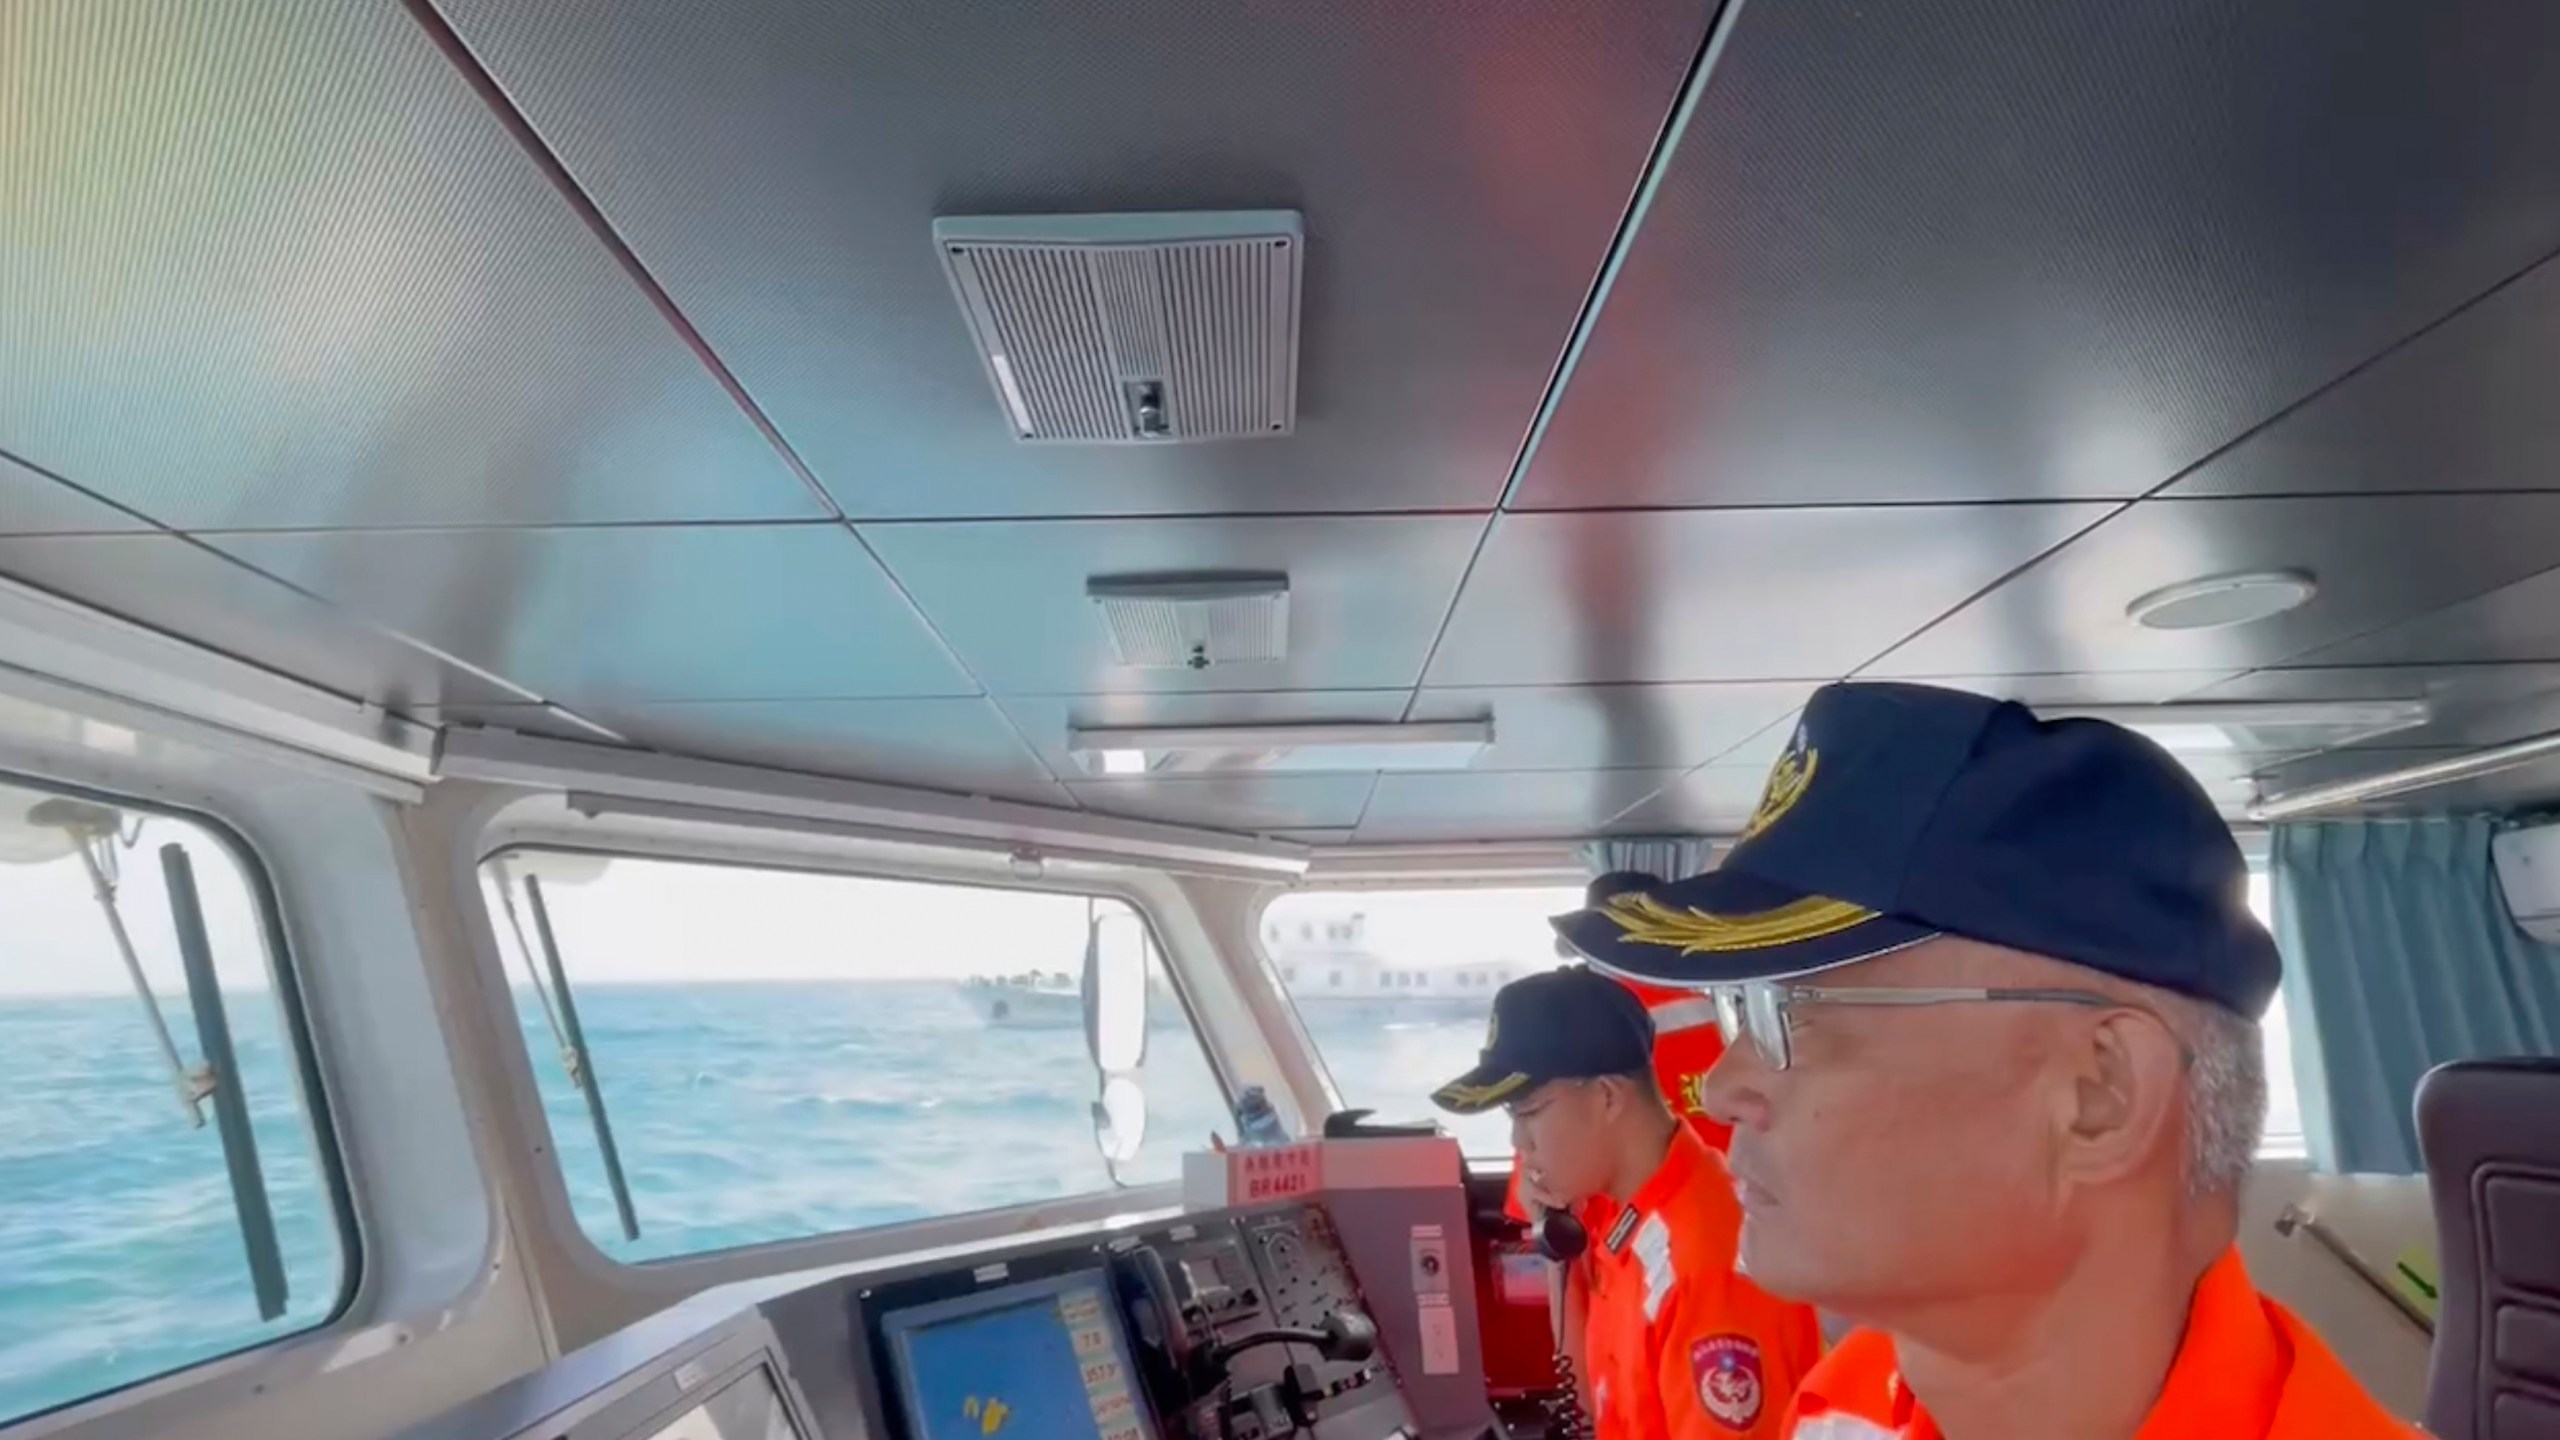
xmin=523 ymin=874 xmax=641 ymax=1243
xmin=80 ymin=844 xmax=206 ymax=1127
xmin=163 ymin=844 xmax=289 ymax=1321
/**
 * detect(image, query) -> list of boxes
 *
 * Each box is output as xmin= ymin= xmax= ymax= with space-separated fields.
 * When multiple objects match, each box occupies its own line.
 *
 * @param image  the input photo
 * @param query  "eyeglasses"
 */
xmin=1712 ymin=982 xmax=2121 ymax=1071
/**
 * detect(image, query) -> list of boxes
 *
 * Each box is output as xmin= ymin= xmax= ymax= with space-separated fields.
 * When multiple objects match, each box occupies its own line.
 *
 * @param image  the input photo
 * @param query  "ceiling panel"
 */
xmin=1610 ymin=765 xmax=1780 ymax=834
xmin=213 ymin=525 xmax=974 ymax=704
xmin=1870 ymin=495 xmax=2560 ymax=679
xmin=0 ymin=535 xmax=523 ymax=708
xmin=1425 ymin=506 xmax=2108 ymax=688
xmin=0 ymin=453 xmax=146 ymax=536
xmin=1067 ymin=774 xmax=1377 ymax=833
xmin=0 ymin=0 xmax=824 ymax=530
xmin=1513 ymin=0 xmax=2560 ymax=510
xmin=1359 ymin=769 xmax=1681 ymax=844
xmin=2197 ymin=664 xmax=2560 ymax=749
xmin=2170 ymin=255 xmax=2560 ymax=499
xmin=1409 ymin=682 xmax=1812 ymax=773
xmin=430 ymin=0 xmax=1710 ymax=519
xmin=866 ymin=516 xmax=1481 ymax=695
xmin=997 ymin=690 xmax=1412 ymax=782
xmin=474 ymin=697 xmax=1066 ymax=802
xmin=2285 ymin=567 xmax=2560 ymax=671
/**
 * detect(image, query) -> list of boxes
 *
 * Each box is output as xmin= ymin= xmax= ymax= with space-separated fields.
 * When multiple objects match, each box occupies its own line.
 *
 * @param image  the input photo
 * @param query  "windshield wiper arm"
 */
xmin=520 ymin=872 xmax=641 ymax=1244
xmin=163 ymin=844 xmax=289 ymax=1322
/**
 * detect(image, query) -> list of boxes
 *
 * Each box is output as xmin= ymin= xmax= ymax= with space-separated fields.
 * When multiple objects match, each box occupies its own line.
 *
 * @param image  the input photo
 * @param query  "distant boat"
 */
xmin=1263 ymin=913 xmax=1526 ymax=1024
xmin=956 ymin=971 xmax=1187 ymax=1031
xmin=957 ymin=971 xmax=1082 ymax=1029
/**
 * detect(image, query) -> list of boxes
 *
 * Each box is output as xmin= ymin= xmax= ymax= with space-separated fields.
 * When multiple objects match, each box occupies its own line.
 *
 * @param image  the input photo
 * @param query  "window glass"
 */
xmin=2246 ymin=870 xmax=2305 ymax=1152
xmin=0 ymin=778 xmax=346 ymax=1425
xmin=481 ymin=851 xmax=1233 ymax=1262
xmin=1269 ymin=876 xmax=2307 ymax=1159
xmin=1261 ymin=886 xmax=1585 ymax=1157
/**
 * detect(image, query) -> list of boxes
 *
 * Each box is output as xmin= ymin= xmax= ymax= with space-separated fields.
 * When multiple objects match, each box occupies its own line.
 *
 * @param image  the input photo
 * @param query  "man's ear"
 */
xmin=2060 ymin=1009 xmax=2185 ymax=1185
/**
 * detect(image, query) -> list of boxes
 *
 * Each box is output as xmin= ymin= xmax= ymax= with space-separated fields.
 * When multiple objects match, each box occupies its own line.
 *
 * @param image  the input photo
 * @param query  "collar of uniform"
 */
xmin=1788 ymin=1247 xmax=2285 ymax=1439
xmin=2131 ymin=1247 xmax=2285 ymax=1439
xmin=1623 ymin=1121 xmax=1713 ymax=1220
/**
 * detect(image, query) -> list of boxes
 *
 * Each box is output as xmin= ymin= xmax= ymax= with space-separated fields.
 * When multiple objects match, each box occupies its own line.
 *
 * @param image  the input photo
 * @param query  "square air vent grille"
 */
xmin=934 ymin=211 xmax=1303 ymax=444
xmin=1088 ymin=575 xmax=1289 ymax=671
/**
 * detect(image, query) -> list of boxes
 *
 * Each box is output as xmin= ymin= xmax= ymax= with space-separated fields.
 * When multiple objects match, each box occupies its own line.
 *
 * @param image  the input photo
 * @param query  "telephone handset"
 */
xmin=1525 ymin=1205 xmax=1595 ymax=1440
xmin=1120 ymin=1245 xmax=1205 ymax=1395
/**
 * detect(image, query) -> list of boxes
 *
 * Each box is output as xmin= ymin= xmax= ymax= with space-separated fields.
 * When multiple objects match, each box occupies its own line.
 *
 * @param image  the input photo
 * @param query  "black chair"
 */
xmin=2417 ymin=1057 xmax=2560 ymax=1439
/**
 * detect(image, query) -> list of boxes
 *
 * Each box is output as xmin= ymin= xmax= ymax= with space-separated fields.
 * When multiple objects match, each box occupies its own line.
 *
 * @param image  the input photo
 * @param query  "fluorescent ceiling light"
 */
xmin=1068 ymin=720 xmax=1494 ymax=777
xmin=2043 ymin=700 xmax=2430 ymax=755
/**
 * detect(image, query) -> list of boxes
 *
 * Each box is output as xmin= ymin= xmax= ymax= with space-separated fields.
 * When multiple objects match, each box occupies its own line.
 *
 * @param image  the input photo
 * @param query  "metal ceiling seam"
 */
xmin=0 ymin=442 xmax=170 ymax=536
xmin=172 ymin=533 xmax=550 ymax=706
xmin=1844 ymin=500 xmax=2132 ymax=679
xmin=2137 ymin=239 xmax=2560 ymax=505
xmin=399 ymin=0 xmax=847 ymax=524
xmin=1398 ymin=0 xmax=1754 ymax=723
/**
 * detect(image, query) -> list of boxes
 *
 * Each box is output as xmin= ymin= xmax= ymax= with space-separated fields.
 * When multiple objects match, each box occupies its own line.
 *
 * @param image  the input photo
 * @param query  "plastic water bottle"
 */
xmin=1232 ymin=1085 xmax=1289 ymax=1148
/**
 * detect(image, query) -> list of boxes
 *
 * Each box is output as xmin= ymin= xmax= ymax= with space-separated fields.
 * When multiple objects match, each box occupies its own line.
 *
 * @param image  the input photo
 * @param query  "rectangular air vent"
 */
xmin=934 ymin=211 xmax=1303 ymax=444
xmin=1089 ymin=575 xmax=1289 ymax=671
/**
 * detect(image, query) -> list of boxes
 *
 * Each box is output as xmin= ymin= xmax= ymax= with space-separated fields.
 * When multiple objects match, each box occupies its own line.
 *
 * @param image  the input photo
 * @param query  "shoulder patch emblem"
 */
xmin=1691 ymin=1334 xmax=1765 ymax=1431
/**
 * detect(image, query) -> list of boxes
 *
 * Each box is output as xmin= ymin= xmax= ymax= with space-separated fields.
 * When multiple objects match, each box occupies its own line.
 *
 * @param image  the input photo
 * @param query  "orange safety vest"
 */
xmin=1506 ymin=980 xmax=1733 ymax=1224
xmin=1781 ymin=1247 xmax=2420 ymax=1438
xmin=1584 ymin=1126 xmax=1824 ymax=1440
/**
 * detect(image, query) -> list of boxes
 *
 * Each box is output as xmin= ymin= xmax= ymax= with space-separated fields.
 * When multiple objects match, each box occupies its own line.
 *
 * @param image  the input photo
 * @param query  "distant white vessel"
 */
xmin=1264 ymin=913 xmax=1524 ymax=1023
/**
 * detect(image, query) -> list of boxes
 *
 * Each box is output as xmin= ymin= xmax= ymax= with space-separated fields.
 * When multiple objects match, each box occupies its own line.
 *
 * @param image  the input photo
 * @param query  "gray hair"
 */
xmin=2145 ymin=986 xmax=2267 ymax=1196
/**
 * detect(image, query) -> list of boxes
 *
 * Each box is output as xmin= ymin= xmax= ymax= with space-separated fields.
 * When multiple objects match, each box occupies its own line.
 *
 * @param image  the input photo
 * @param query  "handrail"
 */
xmin=2273 ymin=1204 xmax=2433 ymax=1335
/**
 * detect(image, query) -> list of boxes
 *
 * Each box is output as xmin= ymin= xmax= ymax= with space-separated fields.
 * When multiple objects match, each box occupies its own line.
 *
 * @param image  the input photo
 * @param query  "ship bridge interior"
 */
xmin=5 ymin=1 xmax=2560 ymax=1439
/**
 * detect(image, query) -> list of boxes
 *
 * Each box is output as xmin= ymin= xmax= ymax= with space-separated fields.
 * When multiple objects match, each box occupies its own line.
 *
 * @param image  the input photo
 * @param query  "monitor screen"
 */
xmin=881 ymin=1271 xmax=1154 ymax=1440
xmin=639 ymin=1364 xmax=801 ymax=1440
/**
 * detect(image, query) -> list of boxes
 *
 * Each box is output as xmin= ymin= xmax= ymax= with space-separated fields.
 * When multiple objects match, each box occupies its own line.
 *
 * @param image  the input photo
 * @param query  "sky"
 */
xmin=2 ymin=834 xmax=2273 ymax=998
xmin=0 ymin=810 xmax=277 ymax=999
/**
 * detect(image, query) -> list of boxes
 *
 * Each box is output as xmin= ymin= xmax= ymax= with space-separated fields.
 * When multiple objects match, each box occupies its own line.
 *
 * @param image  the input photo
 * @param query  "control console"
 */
xmin=855 ymin=1203 xmax=1423 ymax=1440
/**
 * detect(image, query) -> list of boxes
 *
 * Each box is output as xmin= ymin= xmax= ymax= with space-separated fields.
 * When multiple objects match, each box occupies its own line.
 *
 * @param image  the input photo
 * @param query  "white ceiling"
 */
xmin=11 ymin=0 xmax=2560 ymax=840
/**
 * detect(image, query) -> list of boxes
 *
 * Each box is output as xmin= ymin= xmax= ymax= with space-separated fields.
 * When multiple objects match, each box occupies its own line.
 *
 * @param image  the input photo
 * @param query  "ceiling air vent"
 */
xmin=1088 ymin=575 xmax=1289 ymax=671
xmin=934 ymin=211 xmax=1304 ymax=444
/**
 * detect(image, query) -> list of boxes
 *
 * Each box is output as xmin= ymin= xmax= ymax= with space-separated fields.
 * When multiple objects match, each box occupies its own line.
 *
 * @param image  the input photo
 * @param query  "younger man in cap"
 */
xmin=1503 ymin=871 xmax=1738 ymax=1227
xmin=1436 ymin=968 xmax=1822 ymax=1440
xmin=1559 ymin=682 xmax=2414 ymax=1438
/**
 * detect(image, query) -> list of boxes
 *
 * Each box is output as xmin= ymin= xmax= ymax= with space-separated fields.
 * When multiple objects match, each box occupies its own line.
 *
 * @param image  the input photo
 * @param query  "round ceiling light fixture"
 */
xmin=2125 ymin=570 xmax=2318 ymax=631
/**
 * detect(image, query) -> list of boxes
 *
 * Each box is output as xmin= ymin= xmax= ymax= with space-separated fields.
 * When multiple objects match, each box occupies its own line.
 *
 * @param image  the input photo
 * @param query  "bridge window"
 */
xmin=0 ymin=777 xmax=348 ymax=1427
xmin=1263 ymin=885 xmax=1582 ymax=1157
xmin=479 ymin=850 xmax=1231 ymax=1263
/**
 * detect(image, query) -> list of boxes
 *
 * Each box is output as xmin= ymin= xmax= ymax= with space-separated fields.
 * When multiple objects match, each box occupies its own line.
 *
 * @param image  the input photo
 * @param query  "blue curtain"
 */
xmin=2272 ymin=817 xmax=2560 ymax=1174
xmin=1578 ymin=837 xmax=1713 ymax=881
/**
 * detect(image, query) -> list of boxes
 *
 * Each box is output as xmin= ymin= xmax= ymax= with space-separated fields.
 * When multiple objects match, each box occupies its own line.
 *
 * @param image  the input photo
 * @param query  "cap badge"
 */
xmin=1677 ymin=1072 xmax=1710 ymax=1116
xmin=1740 ymin=728 xmax=1816 ymax=843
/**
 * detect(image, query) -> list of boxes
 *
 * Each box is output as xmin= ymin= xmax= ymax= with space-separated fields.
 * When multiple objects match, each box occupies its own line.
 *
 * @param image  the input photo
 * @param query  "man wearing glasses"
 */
xmin=1434 ymin=967 xmax=1822 ymax=1440
xmin=1555 ymin=682 xmax=2410 ymax=1438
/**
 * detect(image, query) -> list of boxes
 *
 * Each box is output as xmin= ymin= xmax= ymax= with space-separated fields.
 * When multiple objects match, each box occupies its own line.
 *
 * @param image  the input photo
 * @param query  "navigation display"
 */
xmin=881 ymin=1271 xmax=1153 ymax=1440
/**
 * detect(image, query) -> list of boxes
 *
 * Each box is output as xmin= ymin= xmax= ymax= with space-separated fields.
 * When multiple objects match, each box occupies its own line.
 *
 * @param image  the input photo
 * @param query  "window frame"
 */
xmin=0 ymin=768 xmax=363 ymax=1426
xmin=475 ymin=839 xmax=1240 ymax=1268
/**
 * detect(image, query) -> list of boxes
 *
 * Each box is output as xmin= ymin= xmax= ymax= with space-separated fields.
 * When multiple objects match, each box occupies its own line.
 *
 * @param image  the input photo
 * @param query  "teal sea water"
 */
xmin=0 ymin=981 xmax=1498 ymax=1426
